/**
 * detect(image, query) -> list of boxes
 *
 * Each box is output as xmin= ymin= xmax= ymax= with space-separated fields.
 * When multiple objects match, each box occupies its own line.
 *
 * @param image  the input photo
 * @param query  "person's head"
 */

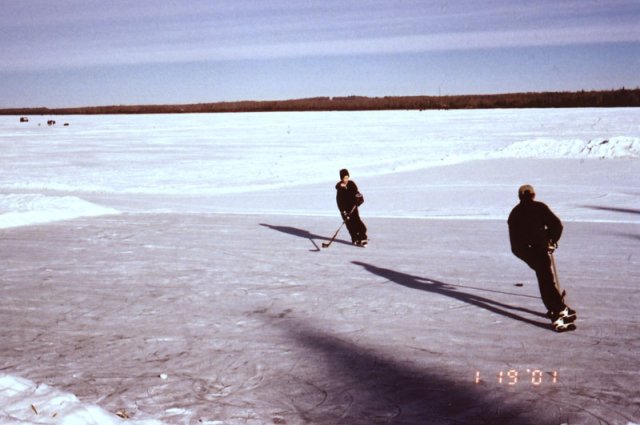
xmin=518 ymin=184 xmax=536 ymax=201
xmin=340 ymin=168 xmax=350 ymax=183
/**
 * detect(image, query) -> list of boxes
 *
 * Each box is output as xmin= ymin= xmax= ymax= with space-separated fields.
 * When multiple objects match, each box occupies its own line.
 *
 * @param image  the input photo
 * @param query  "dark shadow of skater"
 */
xmin=352 ymin=261 xmax=550 ymax=329
xmin=582 ymin=206 xmax=640 ymax=240
xmin=582 ymin=205 xmax=640 ymax=215
xmin=268 ymin=317 xmax=541 ymax=424
xmin=260 ymin=223 xmax=352 ymax=251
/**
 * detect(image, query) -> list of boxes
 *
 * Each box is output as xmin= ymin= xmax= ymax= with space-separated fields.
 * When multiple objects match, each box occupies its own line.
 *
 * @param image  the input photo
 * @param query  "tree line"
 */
xmin=2 ymin=88 xmax=639 ymax=115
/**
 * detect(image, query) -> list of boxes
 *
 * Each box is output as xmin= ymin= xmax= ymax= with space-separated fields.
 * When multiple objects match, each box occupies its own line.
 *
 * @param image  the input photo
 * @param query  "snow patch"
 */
xmin=0 ymin=194 xmax=119 ymax=229
xmin=492 ymin=136 xmax=640 ymax=159
xmin=0 ymin=374 xmax=162 ymax=424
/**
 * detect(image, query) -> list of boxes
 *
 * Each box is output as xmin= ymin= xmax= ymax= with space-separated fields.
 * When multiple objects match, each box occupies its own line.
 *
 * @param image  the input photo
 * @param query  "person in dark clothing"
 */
xmin=508 ymin=184 xmax=576 ymax=332
xmin=335 ymin=169 xmax=368 ymax=246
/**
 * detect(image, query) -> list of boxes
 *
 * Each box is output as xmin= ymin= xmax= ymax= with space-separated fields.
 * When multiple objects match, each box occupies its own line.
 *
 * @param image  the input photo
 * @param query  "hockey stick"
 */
xmin=321 ymin=205 xmax=357 ymax=248
xmin=549 ymin=250 xmax=566 ymax=302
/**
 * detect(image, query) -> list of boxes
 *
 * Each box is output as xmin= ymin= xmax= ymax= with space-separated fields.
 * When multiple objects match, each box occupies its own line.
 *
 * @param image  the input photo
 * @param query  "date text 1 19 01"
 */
xmin=475 ymin=370 xmax=558 ymax=386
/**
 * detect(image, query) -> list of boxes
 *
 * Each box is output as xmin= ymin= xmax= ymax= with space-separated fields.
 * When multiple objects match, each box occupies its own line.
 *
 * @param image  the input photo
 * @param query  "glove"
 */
xmin=547 ymin=241 xmax=558 ymax=253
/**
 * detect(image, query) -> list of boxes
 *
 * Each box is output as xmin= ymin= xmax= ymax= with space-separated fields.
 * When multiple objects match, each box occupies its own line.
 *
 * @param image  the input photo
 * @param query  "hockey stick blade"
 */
xmin=322 ymin=206 xmax=356 ymax=249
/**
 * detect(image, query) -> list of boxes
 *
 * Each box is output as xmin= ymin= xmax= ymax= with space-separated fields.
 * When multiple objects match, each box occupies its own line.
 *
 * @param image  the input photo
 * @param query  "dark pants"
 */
xmin=517 ymin=247 xmax=565 ymax=314
xmin=342 ymin=208 xmax=367 ymax=243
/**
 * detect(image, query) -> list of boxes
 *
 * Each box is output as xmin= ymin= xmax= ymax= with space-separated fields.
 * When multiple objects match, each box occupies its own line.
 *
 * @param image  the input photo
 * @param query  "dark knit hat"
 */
xmin=340 ymin=169 xmax=350 ymax=179
xmin=518 ymin=184 xmax=535 ymax=200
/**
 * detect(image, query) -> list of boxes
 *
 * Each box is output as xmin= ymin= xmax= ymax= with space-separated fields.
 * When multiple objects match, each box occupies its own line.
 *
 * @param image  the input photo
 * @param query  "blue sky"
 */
xmin=1 ymin=0 xmax=639 ymax=108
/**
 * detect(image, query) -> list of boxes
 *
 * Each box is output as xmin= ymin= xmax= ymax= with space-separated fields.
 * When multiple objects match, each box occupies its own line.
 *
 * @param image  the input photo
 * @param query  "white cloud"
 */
xmin=2 ymin=22 xmax=639 ymax=72
xmin=1 ymin=0 xmax=639 ymax=71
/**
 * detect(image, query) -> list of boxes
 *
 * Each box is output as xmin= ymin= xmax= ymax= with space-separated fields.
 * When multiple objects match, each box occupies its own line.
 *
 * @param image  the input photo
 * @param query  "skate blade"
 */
xmin=553 ymin=323 xmax=577 ymax=333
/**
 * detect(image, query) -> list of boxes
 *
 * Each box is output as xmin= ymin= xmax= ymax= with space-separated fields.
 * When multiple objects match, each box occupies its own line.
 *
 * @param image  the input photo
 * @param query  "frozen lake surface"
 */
xmin=0 ymin=109 xmax=639 ymax=424
xmin=1 ymin=108 xmax=638 ymax=224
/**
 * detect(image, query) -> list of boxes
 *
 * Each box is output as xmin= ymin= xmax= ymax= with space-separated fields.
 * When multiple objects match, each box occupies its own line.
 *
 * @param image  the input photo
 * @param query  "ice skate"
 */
xmin=558 ymin=306 xmax=577 ymax=323
xmin=552 ymin=316 xmax=576 ymax=332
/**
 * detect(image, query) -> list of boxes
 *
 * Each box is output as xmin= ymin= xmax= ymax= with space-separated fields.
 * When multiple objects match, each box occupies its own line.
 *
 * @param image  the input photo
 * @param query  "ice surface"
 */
xmin=0 ymin=109 xmax=638 ymax=424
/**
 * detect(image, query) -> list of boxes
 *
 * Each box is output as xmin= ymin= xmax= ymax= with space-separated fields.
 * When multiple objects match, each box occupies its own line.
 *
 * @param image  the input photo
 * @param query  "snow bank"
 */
xmin=492 ymin=136 xmax=640 ymax=159
xmin=0 ymin=195 xmax=119 ymax=229
xmin=0 ymin=374 xmax=162 ymax=424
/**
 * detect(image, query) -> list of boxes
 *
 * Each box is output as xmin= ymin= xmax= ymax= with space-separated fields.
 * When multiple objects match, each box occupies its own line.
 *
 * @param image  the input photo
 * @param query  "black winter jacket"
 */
xmin=508 ymin=199 xmax=563 ymax=259
xmin=335 ymin=180 xmax=360 ymax=213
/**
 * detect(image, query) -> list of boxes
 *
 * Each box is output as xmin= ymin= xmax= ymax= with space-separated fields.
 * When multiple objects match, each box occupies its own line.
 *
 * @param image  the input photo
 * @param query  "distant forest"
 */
xmin=2 ymin=88 xmax=639 ymax=115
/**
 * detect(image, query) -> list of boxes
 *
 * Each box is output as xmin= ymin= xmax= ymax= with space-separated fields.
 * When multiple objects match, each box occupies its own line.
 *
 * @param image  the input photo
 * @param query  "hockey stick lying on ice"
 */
xmin=322 ymin=205 xmax=357 ymax=248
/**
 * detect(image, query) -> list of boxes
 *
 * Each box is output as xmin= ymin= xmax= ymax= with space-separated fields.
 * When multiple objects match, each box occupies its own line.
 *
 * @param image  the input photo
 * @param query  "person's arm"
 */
xmin=336 ymin=182 xmax=349 ymax=214
xmin=543 ymin=204 xmax=563 ymax=245
xmin=508 ymin=223 xmax=528 ymax=260
xmin=348 ymin=181 xmax=360 ymax=206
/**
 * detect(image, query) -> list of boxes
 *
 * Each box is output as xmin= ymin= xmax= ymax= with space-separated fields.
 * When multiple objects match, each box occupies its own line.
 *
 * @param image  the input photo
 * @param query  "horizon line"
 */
xmin=2 ymin=87 xmax=639 ymax=113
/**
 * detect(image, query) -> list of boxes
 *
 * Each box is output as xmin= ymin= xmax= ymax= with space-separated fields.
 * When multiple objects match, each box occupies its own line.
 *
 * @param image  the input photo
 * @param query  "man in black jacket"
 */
xmin=336 ymin=169 xmax=368 ymax=246
xmin=508 ymin=184 xmax=576 ymax=332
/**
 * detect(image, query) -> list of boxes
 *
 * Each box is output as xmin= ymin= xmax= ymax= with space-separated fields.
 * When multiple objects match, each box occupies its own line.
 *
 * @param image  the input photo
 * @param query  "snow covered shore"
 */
xmin=1 ymin=109 xmax=638 ymax=424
